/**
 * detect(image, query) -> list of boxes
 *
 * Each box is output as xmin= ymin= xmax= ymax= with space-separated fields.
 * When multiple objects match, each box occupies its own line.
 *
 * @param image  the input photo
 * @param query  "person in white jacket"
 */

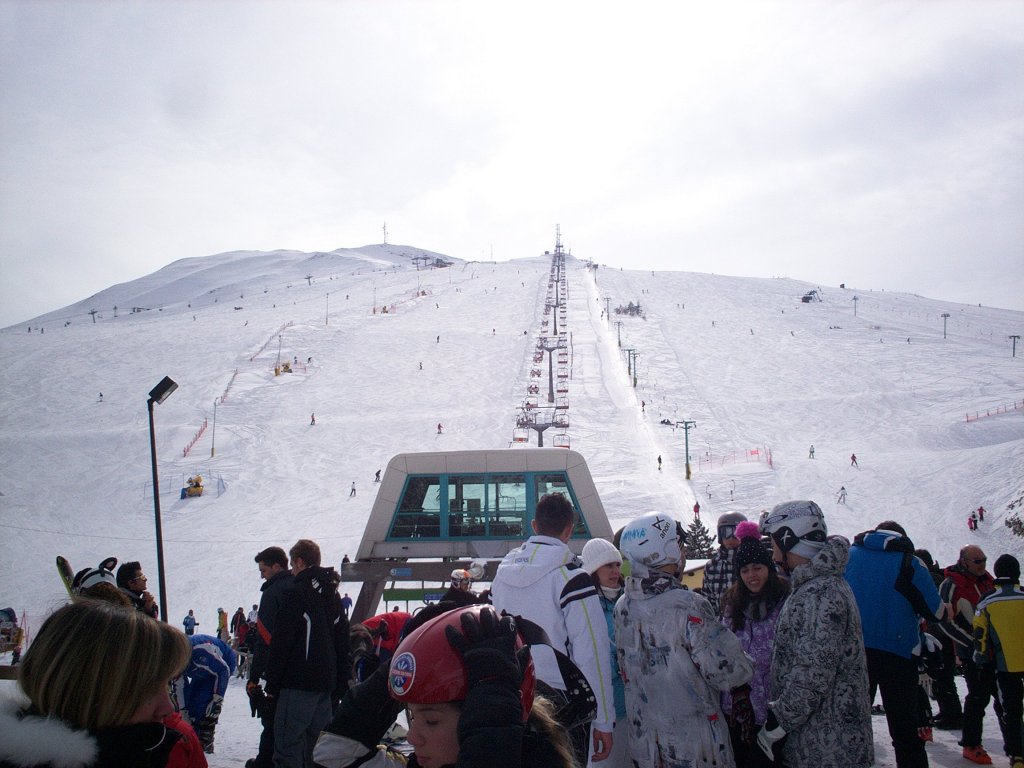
xmin=491 ymin=492 xmax=615 ymax=764
xmin=615 ymin=511 xmax=754 ymax=768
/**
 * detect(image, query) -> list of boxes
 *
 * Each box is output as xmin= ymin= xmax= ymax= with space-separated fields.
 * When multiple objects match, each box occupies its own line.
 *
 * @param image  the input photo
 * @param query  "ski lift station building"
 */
xmin=342 ymin=448 xmax=613 ymax=622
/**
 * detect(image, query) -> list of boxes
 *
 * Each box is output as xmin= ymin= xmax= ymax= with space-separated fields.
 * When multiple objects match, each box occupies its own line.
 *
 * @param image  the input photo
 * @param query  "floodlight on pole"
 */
xmin=941 ymin=313 xmax=950 ymax=339
xmin=852 ymin=296 xmax=859 ymax=317
xmin=147 ymin=375 xmax=177 ymax=623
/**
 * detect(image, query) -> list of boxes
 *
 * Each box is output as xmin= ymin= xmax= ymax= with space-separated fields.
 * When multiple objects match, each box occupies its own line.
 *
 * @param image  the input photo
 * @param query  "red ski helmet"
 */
xmin=387 ymin=605 xmax=536 ymax=721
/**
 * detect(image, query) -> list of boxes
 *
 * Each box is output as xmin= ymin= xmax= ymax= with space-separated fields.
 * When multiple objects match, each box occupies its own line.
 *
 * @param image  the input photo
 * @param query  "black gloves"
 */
xmin=445 ymin=606 xmax=526 ymax=690
xmin=246 ymin=681 xmax=273 ymax=719
xmin=323 ymin=665 xmax=403 ymax=750
xmin=729 ymin=684 xmax=757 ymax=744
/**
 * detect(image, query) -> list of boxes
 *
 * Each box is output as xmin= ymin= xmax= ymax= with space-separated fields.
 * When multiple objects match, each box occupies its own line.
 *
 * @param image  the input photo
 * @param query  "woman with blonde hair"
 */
xmin=0 ymin=599 xmax=192 ymax=767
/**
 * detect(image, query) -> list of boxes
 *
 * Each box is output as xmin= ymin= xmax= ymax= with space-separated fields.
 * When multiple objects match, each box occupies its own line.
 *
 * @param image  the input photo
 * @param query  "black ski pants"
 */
xmin=867 ymin=647 xmax=928 ymax=768
xmin=962 ymin=656 xmax=1002 ymax=748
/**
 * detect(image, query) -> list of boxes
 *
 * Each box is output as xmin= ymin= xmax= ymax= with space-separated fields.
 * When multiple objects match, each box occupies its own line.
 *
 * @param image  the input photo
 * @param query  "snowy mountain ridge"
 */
xmin=13 ymin=243 xmax=457 ymax=329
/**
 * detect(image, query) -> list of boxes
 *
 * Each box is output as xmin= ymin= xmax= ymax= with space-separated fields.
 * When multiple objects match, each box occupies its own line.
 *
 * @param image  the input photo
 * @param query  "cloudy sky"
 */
xmin=1 ymin=0 xmax=1022 ymax=328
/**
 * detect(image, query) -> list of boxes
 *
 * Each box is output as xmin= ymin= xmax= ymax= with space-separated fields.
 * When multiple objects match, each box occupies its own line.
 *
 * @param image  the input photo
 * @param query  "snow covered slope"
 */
xmin=0 ymin=244 xmax=1021 ymax=766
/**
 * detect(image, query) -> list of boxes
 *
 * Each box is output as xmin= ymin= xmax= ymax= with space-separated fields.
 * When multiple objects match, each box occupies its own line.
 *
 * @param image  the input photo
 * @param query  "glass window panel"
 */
xmin=490 ymin=473 xmax=526 ymax=537
xmin=534 ymin=473 xmax=588 ymax=537
xmin=391 ymin=476 xmax=442 ymax=538
xmin=448 ymin=475 xmax=487 ymax=537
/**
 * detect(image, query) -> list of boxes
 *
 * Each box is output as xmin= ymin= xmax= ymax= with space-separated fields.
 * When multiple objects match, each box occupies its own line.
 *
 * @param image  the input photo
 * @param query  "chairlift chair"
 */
xmin=553 ymin=432 xmax=571 ymax=449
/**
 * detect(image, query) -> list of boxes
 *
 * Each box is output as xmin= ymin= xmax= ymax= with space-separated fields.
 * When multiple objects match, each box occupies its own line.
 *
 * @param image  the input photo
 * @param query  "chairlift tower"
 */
xmin=540 ymin=339 xmax=563 ymax=403
xmin=676 ymin=419 xmax=697 ymax=480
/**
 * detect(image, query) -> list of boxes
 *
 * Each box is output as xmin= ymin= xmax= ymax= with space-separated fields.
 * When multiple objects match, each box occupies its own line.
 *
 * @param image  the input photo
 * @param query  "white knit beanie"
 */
xmin=582 ymin=538 xmax=622 ymax=574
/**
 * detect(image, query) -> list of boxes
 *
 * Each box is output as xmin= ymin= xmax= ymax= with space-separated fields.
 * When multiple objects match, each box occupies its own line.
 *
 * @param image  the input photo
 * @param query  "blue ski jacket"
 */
xmin=845 ymin=529 xmax=943 ymax=658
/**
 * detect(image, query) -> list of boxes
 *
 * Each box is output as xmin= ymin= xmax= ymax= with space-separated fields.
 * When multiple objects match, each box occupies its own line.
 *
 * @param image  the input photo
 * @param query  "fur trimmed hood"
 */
xmin=0 ymin=692 xmax=98 ymax=768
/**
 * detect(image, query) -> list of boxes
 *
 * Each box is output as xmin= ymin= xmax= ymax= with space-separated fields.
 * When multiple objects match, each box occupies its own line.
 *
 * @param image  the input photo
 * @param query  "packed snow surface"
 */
xmin=1 ymin=243 xmax=1021 ymax=766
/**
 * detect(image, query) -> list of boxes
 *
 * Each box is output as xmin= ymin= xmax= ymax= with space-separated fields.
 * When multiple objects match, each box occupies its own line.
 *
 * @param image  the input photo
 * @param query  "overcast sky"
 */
xmin=2 ymin=0 xmax=1022 ymax=328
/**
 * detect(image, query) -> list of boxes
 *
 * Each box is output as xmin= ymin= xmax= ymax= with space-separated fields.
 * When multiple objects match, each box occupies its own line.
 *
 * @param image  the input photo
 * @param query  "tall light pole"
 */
xmin=616 ymin=321 xmax=624 ymax=347
xmin=1011 ymin=335 xmax=1021 ymax=358
xmin=148 ymin=376 xmax=178 ymax=623
xmin=852 ymin=296 xmax=859 ymax=317
xmin=941 ymin=312 xmax=950 ymax=339
xmin=676 ymin=419 xmax=697 ymax=479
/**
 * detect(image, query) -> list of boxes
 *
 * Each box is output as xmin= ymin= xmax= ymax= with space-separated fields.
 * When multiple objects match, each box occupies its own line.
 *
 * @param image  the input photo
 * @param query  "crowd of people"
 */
xmin=1 ymin=498 xmax=1021 ymax=768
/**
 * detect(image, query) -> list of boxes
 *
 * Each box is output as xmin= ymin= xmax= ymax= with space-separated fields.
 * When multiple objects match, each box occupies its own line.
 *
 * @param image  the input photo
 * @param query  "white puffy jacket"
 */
xmin=490 ymin=535 xmax=616 ymax=733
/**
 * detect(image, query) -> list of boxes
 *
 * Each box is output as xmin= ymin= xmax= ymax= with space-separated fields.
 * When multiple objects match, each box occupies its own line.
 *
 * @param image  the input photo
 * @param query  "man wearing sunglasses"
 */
xmin=115 ymin=560 xmax=159 ymax=619
xmin=939 ymin=546 xmax=997 ymax=764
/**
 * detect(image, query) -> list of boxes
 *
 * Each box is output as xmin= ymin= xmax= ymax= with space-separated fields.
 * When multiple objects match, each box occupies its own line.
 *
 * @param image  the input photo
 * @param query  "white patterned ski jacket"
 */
xmin=768 ymin=536 xmax=873 ymax=768
xmin=614 ymin=573 xmax=753 ymax=768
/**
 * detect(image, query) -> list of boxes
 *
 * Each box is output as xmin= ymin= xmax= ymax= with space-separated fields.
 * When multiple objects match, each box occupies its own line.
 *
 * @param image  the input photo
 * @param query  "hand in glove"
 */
xmin=750 ymin=709 xmax=787 ymax=766
xmin=246 ymin=681 xmax=264 ymax=718
xmin=444 ymin=606 xmax=526 ymax=690
xmin=729 ymin=684 xmax=757 ymax=744
xmin=196 ymin=694 xmax=224 ymax=753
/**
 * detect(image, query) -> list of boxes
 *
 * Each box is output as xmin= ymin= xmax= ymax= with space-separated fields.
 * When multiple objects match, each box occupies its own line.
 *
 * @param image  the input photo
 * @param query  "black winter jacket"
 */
xmin=265 ymin=565 xmax=350 ymax=698
xmin=249 ymin=568 xmax=294 ymax=684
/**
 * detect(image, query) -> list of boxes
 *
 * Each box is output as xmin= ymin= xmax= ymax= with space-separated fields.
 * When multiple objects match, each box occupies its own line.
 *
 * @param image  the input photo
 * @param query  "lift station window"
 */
xmin=387 ymin=470 xmax=591 ymax=540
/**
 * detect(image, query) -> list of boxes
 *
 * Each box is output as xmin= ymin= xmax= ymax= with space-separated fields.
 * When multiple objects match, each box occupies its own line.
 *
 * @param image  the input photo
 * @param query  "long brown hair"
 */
xmin=721 ymin=566 xmax=789 ymax=632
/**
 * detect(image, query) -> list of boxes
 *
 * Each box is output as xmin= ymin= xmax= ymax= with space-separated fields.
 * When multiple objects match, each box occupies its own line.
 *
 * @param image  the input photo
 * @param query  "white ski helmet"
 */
xmin=619 ymin=512 xmax=687 ymax=573
xmin=450 ymin=568 xmax=472 ymax=589
xmin=761 ymin=500 xmax=827 ymax=559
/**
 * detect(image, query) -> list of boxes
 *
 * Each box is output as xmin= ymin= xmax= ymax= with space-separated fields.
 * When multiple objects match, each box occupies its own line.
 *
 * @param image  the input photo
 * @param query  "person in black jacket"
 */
xmin=312 ymin=604 xmax=576 ymax=768
xmin=246 ymin=545 xmax=294 ymax=768
xmin=440 ymin=568 xmax=482 ymax=607
xmin=265 ymin=539 xmax=350 ymax=768
xmin=115 ymin=560 xmax=160 ymax=619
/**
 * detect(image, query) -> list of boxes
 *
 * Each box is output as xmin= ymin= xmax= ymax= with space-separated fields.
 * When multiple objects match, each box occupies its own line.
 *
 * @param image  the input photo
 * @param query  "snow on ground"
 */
xmin=1 ymin=244 xmax=1022 ymax=766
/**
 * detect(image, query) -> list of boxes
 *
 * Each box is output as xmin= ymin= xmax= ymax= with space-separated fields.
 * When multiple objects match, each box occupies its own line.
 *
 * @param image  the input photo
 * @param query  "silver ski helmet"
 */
xmin=716 ymin=511 xmax=748 ymax=545
xmin=762 ymin=500 xmax=827 ymax=559
xmin=450 ymin=568 xmax=472 ymax=589
xmin=619 ymin=512 xmax=687 ymax=574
